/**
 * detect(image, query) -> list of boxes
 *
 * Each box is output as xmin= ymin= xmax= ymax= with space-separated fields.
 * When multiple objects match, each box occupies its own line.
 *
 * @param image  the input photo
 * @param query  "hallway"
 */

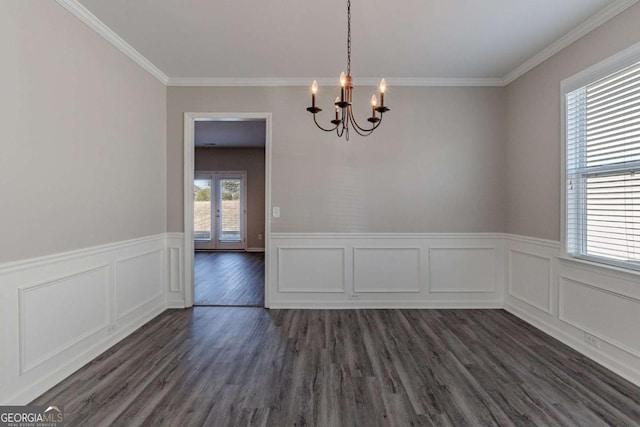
xmin=194 ymin=252 xmax=264 ymax=306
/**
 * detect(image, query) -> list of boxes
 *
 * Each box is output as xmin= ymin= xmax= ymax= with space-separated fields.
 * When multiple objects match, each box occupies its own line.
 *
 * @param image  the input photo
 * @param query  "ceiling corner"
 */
xmin=502 ymin=0 xmax=640 ymax=85
xmin=55 ymin=0 xmax=169 ymax=85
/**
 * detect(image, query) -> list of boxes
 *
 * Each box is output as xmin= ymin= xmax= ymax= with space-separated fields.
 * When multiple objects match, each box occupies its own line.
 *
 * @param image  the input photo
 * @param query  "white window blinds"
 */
xmin=567 ymin=60 xmax=640 ymax=268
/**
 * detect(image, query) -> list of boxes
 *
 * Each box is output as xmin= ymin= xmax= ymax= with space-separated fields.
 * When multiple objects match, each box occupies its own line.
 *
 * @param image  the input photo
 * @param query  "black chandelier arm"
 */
xmin=349 ymin=108 xmax=382 ymax=136
xmin=335 ymin=108 xmax=348 ymax=138
xmin=346 ymin=106 xmax=383 ymax=136
xmin=312 ymin=114 xmax=339 ymax=132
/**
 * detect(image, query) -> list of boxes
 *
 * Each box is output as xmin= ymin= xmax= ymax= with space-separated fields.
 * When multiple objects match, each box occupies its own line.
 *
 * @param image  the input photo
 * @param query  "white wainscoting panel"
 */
xmin=508 ymin=249 xmax=552 ymax=314
xmin=559 ymin=276 xmax=640 ymax=358
xmin=269 ymin=233 xmax=504 ymax=308
xmin=19 ymin=266 xmax=110 ymax=374
xmin=353 ymin=248 xmax=420 ymax=293
xmin=166 ymin=233 xmax=185 ymax=308
xmin=116 ymin=250 xmax=164 ymax=320
xmin=5 ymin=231 xmax=640 ymax=404
xmin=504 ymin=234 xmax=640 ymax=388
xmin=0 ymin=234 xmax=168 ymax=405
xmin=429 ymin=247 xmax=496 ymax=293
xmin=278 ymin=248 xmax=345 ymax=293
xmin=169 ymin=248 xmax=181 ymax=292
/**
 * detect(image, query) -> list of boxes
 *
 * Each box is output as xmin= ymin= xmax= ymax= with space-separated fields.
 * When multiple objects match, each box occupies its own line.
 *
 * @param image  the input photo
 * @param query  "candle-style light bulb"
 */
xmin=334 ymin=96 xmax=340 ymax=121
xmin=379 ymin=78 xmax=387 ymax=93
xmin=371 ymin=94 xmax=378 ymax=117
xmin=339 ymin=72 xmax=346 ymax=103
xmin=310 ymin=80 xmax=318 ymax=108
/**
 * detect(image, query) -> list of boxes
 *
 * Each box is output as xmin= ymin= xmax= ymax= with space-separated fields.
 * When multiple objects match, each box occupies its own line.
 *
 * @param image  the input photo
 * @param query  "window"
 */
xmin=566 ymin=58 xmax=640 ymax=270
xmin=193 ymin=172 xmax=246 ymax=251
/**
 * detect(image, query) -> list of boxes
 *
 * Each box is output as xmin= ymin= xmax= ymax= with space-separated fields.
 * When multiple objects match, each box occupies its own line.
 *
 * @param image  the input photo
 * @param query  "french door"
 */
xmin=194 ymin=171 xmax=246 ymax=250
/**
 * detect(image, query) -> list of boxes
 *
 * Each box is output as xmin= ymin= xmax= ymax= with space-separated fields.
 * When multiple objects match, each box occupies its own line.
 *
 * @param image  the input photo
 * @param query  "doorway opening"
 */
xmin=184 ymin=113 xmax=271 ymax=308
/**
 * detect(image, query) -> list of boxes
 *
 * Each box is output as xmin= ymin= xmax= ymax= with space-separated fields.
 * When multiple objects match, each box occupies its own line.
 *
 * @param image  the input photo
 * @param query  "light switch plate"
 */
xmin=272 ymin=207 xmax=280 ymax=218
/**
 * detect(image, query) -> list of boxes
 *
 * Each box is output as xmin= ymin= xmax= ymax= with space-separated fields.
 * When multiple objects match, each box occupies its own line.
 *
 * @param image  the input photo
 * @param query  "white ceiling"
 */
xmin=75 ymin=0 xmax=625 ymax=81
xmin=195 ymin=120 xmax=266 ymax=148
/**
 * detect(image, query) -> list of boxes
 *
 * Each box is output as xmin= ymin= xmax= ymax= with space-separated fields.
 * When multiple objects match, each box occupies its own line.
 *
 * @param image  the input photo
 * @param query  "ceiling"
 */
xmin=74 ymin=0 xmax=625 ymax=82
xmin=195 ymin=120 xmax=266 ymax=148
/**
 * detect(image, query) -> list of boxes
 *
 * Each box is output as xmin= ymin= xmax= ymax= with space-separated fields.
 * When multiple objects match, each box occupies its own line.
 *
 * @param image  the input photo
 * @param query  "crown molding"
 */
xmin=55 ymin=0 xmax=169 ymax=85
xmin=503 ymin=0 xmax=640 ymax=85
xmin=56 ymin=0 xmax=637 ymax=88
xmin=166 ymin=77 xmax=505 ymax=87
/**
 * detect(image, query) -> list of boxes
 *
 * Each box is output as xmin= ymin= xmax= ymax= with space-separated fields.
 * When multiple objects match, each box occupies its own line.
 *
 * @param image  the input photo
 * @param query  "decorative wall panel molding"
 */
xmin=508 ymin=249 xmax=553 ymax=314
xmin=18 ymin=266 xmax=109 ymax=374
xmin=353 ymin=248 xmax=421 ymax=293
xmin=559 ymin=276 xmax=640 ymax=359
xmin=277 ymin=248 xmax=345 ymax=293
xmin=116 ymin=249 xmax=164 ymax=320
xmin=168 ymin=248 xmax=182 ymax=292
xmin=268 ymin=233 xmax=504 ymax=308
xmin=428 ymin=247 xmax=496 ymax=293
xmin=166 ymin=233 xmax=185 ymax=308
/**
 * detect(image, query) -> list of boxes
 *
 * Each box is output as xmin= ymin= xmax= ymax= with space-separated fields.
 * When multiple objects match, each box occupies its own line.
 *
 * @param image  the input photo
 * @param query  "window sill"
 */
xmin=558 ymin=254 xmax=640 ymax=281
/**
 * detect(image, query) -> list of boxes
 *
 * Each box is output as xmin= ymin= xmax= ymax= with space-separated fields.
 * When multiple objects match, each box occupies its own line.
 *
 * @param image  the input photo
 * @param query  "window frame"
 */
xmin=561 ymin=41 xmax=640 ymax=271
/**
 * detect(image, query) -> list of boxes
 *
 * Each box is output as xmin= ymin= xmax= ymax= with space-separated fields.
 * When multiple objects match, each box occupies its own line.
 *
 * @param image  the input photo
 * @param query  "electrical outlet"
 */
xmin=258 ymin=234 xmax=263 ymax=240
xmin=349 ymin=292 xmax=359 ymax=300
xmin=584 ymin=333 xmax=600 ymax=348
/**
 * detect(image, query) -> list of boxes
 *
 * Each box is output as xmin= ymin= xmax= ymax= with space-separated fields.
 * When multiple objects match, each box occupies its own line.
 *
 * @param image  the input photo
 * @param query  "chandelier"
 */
xmin=306 ymin=0 xmax=389 ymax=140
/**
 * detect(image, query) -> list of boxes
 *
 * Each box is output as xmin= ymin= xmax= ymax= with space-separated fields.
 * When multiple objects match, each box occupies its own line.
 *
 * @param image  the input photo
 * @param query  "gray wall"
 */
xmin=11 ymin=1 xmax=635 ymax=256
xmin=1 ymin=2 xmax=167 ymax=262
xmin=505 ymin=3 xmax=640 ymax=241
xmin=168 ymin=87 xmax=506 ymax=233
xmin=195 ymin=148 xmax=266 ymax=249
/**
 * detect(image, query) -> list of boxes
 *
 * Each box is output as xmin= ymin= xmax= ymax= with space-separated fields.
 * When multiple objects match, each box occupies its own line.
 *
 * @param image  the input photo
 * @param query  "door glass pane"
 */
xmin=194 ymin=178 xmax=212 ymax=241
xmin=219 ymin=178 xmax=241 ymax=242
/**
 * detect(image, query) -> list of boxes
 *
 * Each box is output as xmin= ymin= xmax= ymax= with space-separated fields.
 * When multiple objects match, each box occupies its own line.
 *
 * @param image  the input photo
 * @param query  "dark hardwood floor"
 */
xmin=194 ymin=251 xmax=264 ymax=306
xmin=32 ymin=308 xmax=640 ymax=426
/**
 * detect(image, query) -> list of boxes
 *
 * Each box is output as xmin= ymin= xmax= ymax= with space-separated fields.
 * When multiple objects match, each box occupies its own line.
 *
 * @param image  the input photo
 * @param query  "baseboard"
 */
xmin=505 ymin=303 xmax=640 ymax=388
xmin=166 ymin=299 xmax=186 ymax=309
xmin=268 ymin=300 xmax=503 ymax=309
xmin=246 ymin=247 xmax=265 ymax=253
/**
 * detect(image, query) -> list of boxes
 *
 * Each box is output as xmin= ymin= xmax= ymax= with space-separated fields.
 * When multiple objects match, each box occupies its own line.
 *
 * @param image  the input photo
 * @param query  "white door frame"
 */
xmin=194 ymin=170 xmax=247 ymax=251
xmin=184 ymin=112 xmax=272 ymax=308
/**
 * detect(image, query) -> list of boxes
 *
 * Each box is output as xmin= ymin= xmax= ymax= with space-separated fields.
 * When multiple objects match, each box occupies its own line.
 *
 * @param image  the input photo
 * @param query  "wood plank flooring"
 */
xmin=194 ymin=252 xmax=264 ymax=306
xmin=32 ymin=308 xmax=640 ymax=426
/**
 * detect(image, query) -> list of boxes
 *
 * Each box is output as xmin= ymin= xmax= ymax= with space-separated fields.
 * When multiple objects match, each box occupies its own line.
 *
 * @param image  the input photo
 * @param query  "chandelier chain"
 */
xmin=347 ymin=0 xmax=351 ymax=75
